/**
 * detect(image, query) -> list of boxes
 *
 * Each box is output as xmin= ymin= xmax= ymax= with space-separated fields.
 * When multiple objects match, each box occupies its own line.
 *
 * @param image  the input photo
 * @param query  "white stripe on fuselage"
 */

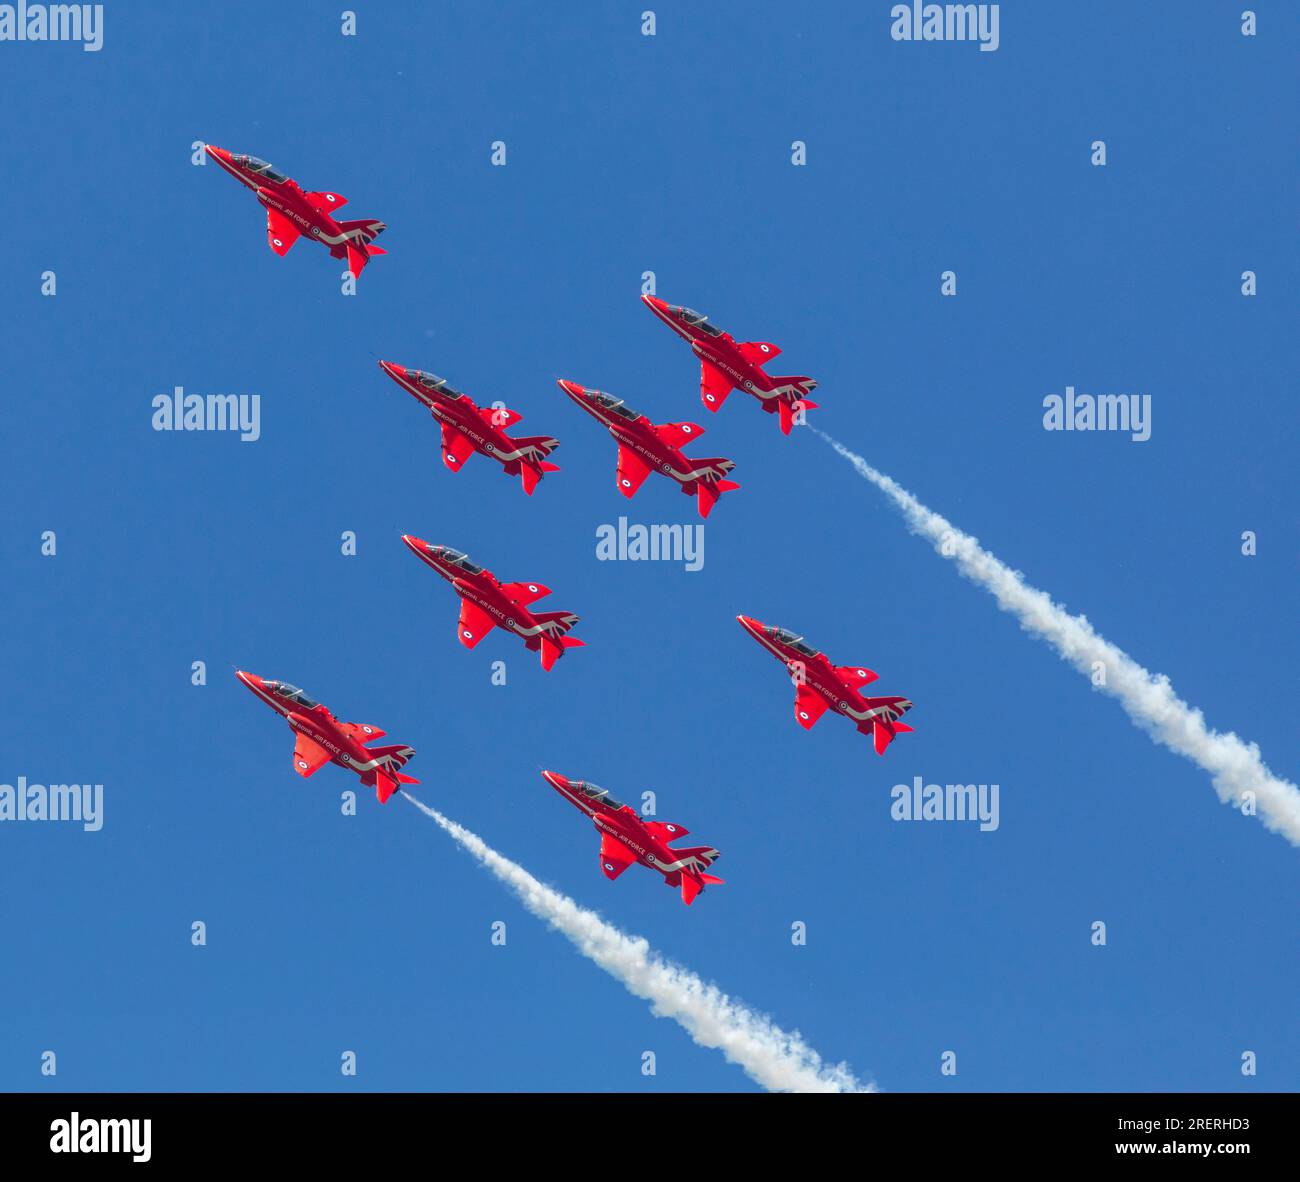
xmin=387 ymin=370 xmax=547 ymax=464
xmin=210 ymin=154 xmax=375 ymax=247
xmin=745 ymin=629 xmax=898 ymax=721
xmin=582 ymin=409 xmax=728 ymax=484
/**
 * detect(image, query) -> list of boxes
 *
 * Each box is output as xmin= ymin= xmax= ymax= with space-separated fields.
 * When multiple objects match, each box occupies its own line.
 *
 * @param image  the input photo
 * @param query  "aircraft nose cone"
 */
xmin=556 ymin=379 xmax=581 ymax=397
xmin=642 ymin=295 xmax=666 ymax=312
xmin=378 ymin=360 xmax=400 ymax=377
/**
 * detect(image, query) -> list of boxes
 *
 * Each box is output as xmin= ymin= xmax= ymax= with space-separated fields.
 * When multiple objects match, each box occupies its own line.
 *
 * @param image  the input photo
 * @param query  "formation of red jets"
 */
xmin=217 ymin=145 xmax=914 ymax=904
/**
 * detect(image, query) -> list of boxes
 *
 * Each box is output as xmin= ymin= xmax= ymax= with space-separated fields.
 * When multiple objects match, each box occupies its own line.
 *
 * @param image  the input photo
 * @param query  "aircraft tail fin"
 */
xmin=365 ymin=744 xmax=418 ymax=786
xmin=338 ymin=219 xmax=386 ymax=278
xmin=674 ymin=844 xmax=721 ymax=870
xmin=345 ymin=242 xmax=370 ymax=279
xmin=539 ymin=635 xmax=585 ymax=671
xmin=514 ymin=434 xmax=560 ymax=460
xmin=374 ymin=770 xmax=400 ymax=804
xmin=774 ymin=382 xmax=819 ymax=435
xmin=533 ymin=611 xmax=583 ymax=670
xmin=337 ymin=217 xmax=387 ymax=245
xmin=860 ymin=698 xmax=913 ymax=755
xmin=678 ymin=863 xmax=724 ymax=906
xmin=515 ymin=436 xmax=561 ymax=495
xmin=696 ymin=474 xmax=741 ymax=519
xmin=520 ymin=463 xmax=543 ymax=496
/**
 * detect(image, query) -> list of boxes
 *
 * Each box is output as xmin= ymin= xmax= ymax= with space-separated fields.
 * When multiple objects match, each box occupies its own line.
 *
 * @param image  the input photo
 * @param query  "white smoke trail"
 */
xmin=815 ymin=430 xmax=1300 ymax=846
xmin=401 ymin=792 xmax=872 ymax=1093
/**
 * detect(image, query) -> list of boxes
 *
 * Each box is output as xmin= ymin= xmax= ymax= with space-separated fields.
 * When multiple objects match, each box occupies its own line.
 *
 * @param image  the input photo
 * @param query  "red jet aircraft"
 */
xmin=378 ymin=361 xmax=560 ymax=495
xmin=541 ymin=771 xmax=723 ymax=905
xmin=205 ymin=145 xmax=387 ymax=278
xmin=401 ymin=537 xmax=584 ymax=670
xmin=737 ymin=616 xmax=915 ymax=754
xmin=236 ymin=671 xmax=418 ymax=803
xmin=642 ymin=295 xmax=818 ymax=434
xmin=556 ymin=380 xmax=740 ymax=518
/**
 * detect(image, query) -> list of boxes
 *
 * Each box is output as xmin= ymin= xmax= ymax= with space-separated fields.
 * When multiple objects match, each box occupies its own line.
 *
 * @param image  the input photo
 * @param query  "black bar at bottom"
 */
xmin=3 ymin=1091 xmax=1287 ymax=1167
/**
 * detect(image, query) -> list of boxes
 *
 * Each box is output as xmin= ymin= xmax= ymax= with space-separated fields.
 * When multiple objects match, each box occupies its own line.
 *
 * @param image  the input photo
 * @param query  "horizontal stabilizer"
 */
xmin=539 ymin=633 xmax=585 ymax=671
xmin=777 ymin=393 xmax=818 ymax=436
xmin=869 ymin=716 xmax=912 ymax=756
xmin=696 ymin=478 xmax=740 ymax=519
xmin=345 ymin=242 xmax=369 ymax=279
xmin=375 ymin=771 xmax=400 ymax=804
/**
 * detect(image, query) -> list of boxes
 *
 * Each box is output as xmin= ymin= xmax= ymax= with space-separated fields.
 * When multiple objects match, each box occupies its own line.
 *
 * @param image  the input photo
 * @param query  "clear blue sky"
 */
xmin=1 ymin=3 xmax=1295 ymax=1093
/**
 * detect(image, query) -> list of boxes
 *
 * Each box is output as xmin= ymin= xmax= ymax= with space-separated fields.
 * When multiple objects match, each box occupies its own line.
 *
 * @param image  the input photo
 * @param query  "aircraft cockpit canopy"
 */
xmin=767 ymin=627 xmax=818 ymax=658
xmin=676 ymin=307 xmax=724 ymax=337
xmin=234 ymin=155 xmax=288 ymax=184
xmin=270 ymin=682 xmax=318 ymax=708
xmin=591 ymin=391 xmax=640 ymax=421
xmin=574 ymin=781 xmax=625 ymax=809
xmin=438 ymin=548 xmax=485 ymax=576
xmin=417 ymin=372 xmax=463 ymax=398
